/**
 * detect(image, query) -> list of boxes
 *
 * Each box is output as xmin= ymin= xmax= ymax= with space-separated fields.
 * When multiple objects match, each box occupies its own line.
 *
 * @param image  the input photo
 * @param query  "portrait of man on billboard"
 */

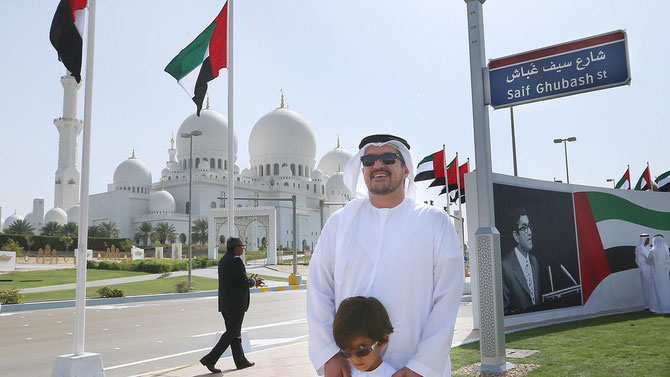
xmin=494 ymin=184 xmax=582 ymax=316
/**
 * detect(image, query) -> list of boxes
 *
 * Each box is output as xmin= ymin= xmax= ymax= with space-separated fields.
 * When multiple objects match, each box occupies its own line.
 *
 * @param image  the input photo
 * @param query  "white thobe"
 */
xmin=307 ymin=198 xmax=464 ymax=377
xmin=351 ymin=361 xmax=397 ymax=377
xmin=635 ymin=244 xmax=655 ymax=308
xmin=648 ymin=246 xmax=670 ymax=314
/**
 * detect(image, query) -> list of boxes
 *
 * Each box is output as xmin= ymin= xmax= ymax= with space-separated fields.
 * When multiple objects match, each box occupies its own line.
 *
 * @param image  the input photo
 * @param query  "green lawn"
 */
xmin=451 ymin=311 xmax=670 ymax=377
xmin=0 ymin=269 xmax=148 ymax=289
xmin=22 ymin=276 xmax=219 ymax=302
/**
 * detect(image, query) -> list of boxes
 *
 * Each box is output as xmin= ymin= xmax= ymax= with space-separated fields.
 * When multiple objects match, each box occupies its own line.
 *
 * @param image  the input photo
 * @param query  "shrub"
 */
xmin=96 ymin=286 xmax=124 ymax=298
xmin=0 ymin=288 xmax=24 ymax=304
xmin=1 ymin=238 xmax=24 ymax=257
xmin=174 ymin=280 xmax=190 ymax=293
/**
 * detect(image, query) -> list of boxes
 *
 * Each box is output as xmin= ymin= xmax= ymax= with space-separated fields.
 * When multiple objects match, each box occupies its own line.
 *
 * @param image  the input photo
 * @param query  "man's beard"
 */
xmin=368 ymin=168 xmax=404 ymax=195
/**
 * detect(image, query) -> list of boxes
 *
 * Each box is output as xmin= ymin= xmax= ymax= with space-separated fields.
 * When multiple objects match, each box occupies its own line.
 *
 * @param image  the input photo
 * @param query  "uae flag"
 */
xmin=614 ymin=167 xmax=631 ymax=190
xmin=655 ymin=170 xmax=670 ymax=192
xmin=415 ymin=150 xmax=445 ymax=182
xmin=427 ymin=156 xmax=458 ymax=188
xmin=49 ymin=0 xmax=87 ymax=83
xmin=165 ymin=3 xmax=228 ymax=116
xmin=634 ymin=166 xmax=653 ymax=191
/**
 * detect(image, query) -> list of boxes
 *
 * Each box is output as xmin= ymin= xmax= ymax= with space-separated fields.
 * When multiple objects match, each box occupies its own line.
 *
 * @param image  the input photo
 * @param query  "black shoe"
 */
xmin=200 ymin=358 xmax=221 ymax=374
xmin=236 ymin=360 xmax=255 ymax=370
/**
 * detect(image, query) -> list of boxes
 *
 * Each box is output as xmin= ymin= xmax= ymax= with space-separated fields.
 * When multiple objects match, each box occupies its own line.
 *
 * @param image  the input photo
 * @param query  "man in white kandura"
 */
xmin=634 ymin=233 xmax=654 ymax=310
xmin=307 ymin=134 xmax=464 ymax=377
xmin=648 ymin=235 xmax=670 ymax=314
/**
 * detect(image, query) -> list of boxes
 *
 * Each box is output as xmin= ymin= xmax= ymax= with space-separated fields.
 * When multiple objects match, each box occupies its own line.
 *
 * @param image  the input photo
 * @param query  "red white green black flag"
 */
xmin=165 ymin=3 xmax=228 ymax=116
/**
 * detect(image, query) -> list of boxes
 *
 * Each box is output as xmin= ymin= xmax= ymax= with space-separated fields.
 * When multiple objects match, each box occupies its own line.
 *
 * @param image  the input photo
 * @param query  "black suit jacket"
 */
xmin=502 ymin=248 xmax=541 ymax=315
xmin=218 ymin=251 xmax=255 ymax=313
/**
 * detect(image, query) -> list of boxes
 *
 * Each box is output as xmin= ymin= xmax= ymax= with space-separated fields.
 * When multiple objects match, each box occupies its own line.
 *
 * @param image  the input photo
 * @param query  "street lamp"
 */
xmin=606 ymin=178 xmax=616 ymax=188
xmin=553 ymin=136 xmax=577 ymax=184
xmin=181 ymin=129 xmax=202 ymax=290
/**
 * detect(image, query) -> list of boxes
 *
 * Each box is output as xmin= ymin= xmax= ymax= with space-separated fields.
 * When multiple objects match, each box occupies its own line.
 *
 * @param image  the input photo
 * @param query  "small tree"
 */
xmin=88 ymin=225 xmax=101 ymax=237
xmin=24 ymin=234 xmax=34 ymax=253
xmin=1 ymin=238 xmax=24 ymax=256
xmin=135 ymin=222 xmax=154 ymax=246
xmin=98 ymin=221 xmax=119 ymax=238
xmin=60 ymin=235 xmax=73 ymax=252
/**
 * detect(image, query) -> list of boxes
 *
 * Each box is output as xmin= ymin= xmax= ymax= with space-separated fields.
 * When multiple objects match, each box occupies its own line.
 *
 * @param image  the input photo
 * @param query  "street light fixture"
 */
xmin=553 ymin=136 xmax=577 ymax=184
xmin=181 ymin=129 xmax=202 ymax=290
xmin=606 ymin=178 xmax=616 ymax=188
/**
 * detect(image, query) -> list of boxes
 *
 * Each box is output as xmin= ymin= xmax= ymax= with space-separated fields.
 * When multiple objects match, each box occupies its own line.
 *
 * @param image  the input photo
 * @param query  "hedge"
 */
xmin=87 ymin=256 xmax=217 ymax=274
xmin=0 ymin=234 xmax=133 ymax=252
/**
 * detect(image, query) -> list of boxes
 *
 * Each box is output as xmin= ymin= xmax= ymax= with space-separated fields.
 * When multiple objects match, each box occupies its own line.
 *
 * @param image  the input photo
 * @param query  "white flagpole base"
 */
xmin=52 ymin=352 xmax=105 ymax=377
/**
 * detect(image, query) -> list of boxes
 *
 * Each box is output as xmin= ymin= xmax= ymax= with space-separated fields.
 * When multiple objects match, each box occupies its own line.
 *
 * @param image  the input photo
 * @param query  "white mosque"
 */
xmin=1 ymin=75 xmax=354 ymax=253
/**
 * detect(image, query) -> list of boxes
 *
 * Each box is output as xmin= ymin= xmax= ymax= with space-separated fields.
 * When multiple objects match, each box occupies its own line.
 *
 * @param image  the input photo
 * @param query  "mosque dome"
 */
xmin=311 ymin=169 xmax=324 ymax=181
xmin=249 ymin=107 xmax=316 ymax=162
xmin=176 ymin=109 xmax=238 ymax=161
xmin=113 ymin=153 xmax=152 ymax=186
xmin=44 ymin=207 xmax=68 ymax=225
xmin=317 ymin=140 xmax=353 ymax=177
xmin=326 ymin=172 xmax=347 ymax=190
xmin=3 ymin=213 xmax=23 ymax=232
xmin=67 ymin=205 xmax=80 ymax=224
xmin=150 ymin=190 xmax=176 ymax=213
xmin=161 ymin=167 xmax=171 ymax=176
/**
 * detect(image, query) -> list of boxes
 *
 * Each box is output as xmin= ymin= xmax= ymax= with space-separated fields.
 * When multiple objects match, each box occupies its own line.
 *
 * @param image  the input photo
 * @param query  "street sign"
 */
xmin=487 ymin=30 xmax=630 ymax=108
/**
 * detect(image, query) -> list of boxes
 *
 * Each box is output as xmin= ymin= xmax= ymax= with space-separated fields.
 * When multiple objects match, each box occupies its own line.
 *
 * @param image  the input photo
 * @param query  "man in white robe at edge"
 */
xmin=307 ymin=134 xmax=464 ymax=377
xmin=634 ymin=233 xmax=654 ymax=310
xmin=648 ymin=235 xmax=670 ymax=314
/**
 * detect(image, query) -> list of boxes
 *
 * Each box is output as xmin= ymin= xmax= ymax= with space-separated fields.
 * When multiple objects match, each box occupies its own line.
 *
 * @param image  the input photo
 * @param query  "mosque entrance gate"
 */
xmin=208 ymin=206 xmax=277 ymax=264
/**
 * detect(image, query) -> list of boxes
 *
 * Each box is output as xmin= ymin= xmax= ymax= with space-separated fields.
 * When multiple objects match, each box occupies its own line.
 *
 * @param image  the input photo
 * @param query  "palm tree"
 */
xmin=191 ymin=218 xmax=208 ymax=244
xmin=62 ymin=222 xmax=79 ymax=237
xmin=98 ymin=221 xmax=119 ymax=238
xmin=88 ymin=225 xmax=101 ymax=237
xmin=41 ymin=221 xmax=63 ymax=236
xmin=135 ymin=222 xmax=154 ymax=246
xmin=6 ymin=219 xmax=35 ymax=235
xmin=153 ymin=222 xmax=177 ymax=244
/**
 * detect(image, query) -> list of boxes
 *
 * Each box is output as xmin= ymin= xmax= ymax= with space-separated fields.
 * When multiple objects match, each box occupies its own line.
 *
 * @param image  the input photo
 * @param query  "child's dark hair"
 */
xmin=332 ymin=296 xmax=393 ymax=349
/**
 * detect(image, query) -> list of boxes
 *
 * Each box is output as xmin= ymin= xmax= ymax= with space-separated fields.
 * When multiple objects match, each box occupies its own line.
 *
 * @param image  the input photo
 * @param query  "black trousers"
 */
xmin=201 ymin=310 xmax=246 ymax=366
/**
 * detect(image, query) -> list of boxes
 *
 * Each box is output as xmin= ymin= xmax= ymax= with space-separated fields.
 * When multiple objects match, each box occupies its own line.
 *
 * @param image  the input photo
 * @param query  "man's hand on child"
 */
xmin=324 ymin=354 xmax=351 ymax=377
xmin=392 ymin=367 xmax=421 ymax=377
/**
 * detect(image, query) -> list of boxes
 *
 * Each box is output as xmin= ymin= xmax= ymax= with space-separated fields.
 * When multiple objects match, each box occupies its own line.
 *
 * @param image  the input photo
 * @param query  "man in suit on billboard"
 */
xmin=502 ymin=208 xmax=541 ymax=315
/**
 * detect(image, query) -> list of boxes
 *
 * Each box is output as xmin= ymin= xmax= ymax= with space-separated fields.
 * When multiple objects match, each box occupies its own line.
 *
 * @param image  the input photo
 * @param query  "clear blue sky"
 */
xmin=1 ymin=0 xmax=667 ymax=217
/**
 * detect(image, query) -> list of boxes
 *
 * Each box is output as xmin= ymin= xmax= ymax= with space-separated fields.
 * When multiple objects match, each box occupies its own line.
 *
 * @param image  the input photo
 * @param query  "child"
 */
xmin=332 ymin=296 xmax=396 ymax=377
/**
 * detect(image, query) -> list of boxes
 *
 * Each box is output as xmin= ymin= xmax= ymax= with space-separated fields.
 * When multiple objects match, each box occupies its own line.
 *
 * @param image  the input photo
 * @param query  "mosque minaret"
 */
xmin=53 ymin=74 xmax=83 ymax=212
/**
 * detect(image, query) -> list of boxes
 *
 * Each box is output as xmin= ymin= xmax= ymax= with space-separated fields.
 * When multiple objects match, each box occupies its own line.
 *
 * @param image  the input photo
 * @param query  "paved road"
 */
xmin=0 ymin=290 xmax=308 ymax=377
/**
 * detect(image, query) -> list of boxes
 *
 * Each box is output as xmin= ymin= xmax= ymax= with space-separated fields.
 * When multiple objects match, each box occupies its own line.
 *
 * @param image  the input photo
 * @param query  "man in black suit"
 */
xmin=200 ymin=237 xmax=263 ymax=373
xmin=502 ymin=208 xmax=541 ymax=315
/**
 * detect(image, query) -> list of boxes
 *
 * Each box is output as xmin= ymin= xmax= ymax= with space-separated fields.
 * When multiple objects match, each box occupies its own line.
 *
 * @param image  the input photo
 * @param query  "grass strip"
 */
xmin=0 ymin=269 xmax=148 ymax=289
xmin=450 ymin=311 xmax=670 ymax=376
xmin=21 ymin=276 xmax=218 ymax=303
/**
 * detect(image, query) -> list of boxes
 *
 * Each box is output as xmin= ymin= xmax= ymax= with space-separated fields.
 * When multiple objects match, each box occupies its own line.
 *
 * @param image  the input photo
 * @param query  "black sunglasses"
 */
xmin=338 ymin=341 xmax=379 ymax=358
xmin=360 ymin=153 xmax=403 ymax=167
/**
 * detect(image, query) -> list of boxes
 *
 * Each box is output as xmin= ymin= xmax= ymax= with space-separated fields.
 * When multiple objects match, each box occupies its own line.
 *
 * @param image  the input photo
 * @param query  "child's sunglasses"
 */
xmin=338 ymin=341 xmax=380 ymax=358
xmin=360 ymin=153 xmax=402 ymax=167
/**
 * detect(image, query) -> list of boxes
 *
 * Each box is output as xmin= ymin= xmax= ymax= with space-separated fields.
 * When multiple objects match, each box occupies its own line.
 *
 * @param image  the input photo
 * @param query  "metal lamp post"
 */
xmin=181 ymin=130 xmax=202 ymax=290
xmin=606 ymin=178 xmax=616 ymax=188
xmin=553 ymin=137 xmax=577 ymax=184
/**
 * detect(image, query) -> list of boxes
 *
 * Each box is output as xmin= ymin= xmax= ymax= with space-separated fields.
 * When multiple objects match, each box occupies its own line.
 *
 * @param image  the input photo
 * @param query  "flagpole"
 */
xmin=74 ymin=0 xmax=96 ymax=356
xmin=456 ymin=153 xmax=465 ymax=250
xmin=227 ymin=0 xmax=235 ymax=245
xmin=442 ymin=144 xmax=451 ymax=217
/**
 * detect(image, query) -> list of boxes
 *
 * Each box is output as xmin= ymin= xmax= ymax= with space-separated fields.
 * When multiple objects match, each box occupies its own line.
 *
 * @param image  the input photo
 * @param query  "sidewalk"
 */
xmin=137 ymin=302 xmax=478 ymax=377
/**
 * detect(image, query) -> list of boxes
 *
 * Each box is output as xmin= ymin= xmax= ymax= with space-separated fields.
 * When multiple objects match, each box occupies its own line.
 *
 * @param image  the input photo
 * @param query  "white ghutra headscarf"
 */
xmin=343 ymin=134 xmax=416 ymax=200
